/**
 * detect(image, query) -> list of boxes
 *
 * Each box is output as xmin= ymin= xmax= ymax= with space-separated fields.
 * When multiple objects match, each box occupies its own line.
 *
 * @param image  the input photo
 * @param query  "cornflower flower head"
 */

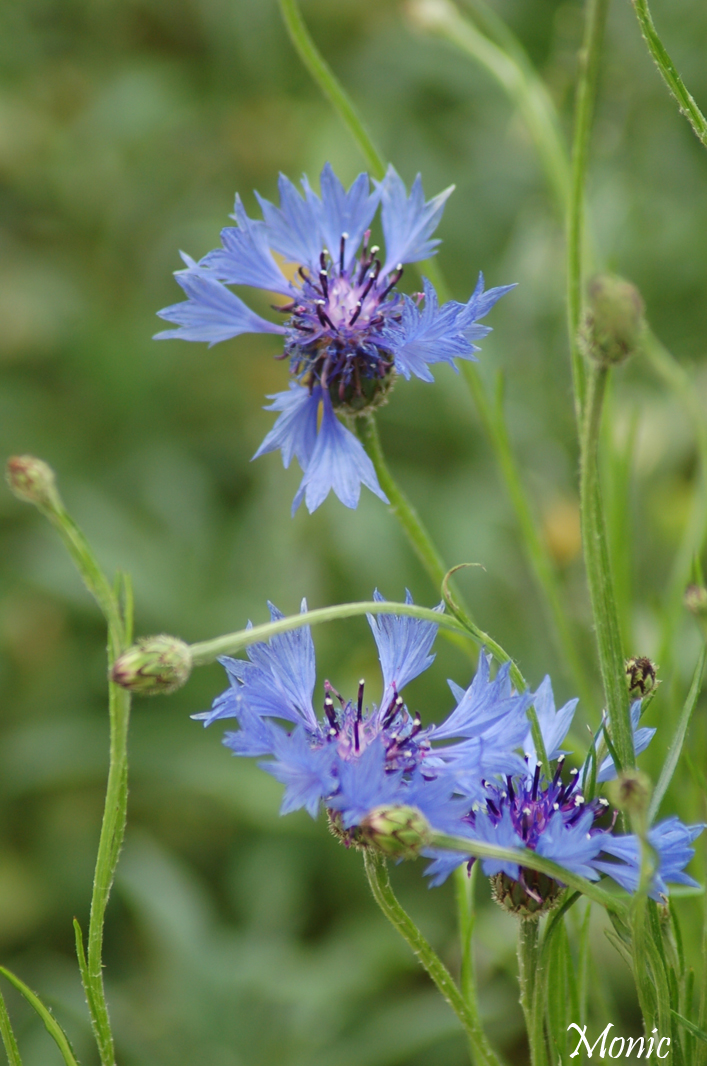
xmin=424 ymin=680 xmax=703 ymax=912
xmin=156 ymin=163 xmax=514 ymax=513
xmin=192 ymin=592 xmax=532 ymax=850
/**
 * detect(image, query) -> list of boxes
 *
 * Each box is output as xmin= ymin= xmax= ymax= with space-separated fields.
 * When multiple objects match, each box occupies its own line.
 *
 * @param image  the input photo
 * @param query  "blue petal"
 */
xmin=431 ymin=653 xmax=532 ymax=741
xmin=384 ymin=277 xmax=510 ymax=381
xmin=457 ymin=272 xmax=517 ymax=332
xmin=378 ymin=165 xmax=454 ymax=276
xmin=476 ymin=807 xmax=524 ymax=879
xmin=317 ymin=164 xmax=381 ymax=273
xmin=523 ymin=676 xmax=578 ymax=770
xmin=535 ymin=811 xmax=602 ymax=881
xmin=197 ymin=195 xmax=295 ymax=296
xmin=291 ymin=392 xmax=389 ymax=514
xmin=243 ymin=600 xmax=318 ymax=731
xmin=597 ymin=700 xmax=656 ymax=782
xmin=327 ymin=740 xmax=403 ymax=829
xmin=366 ymin=588 xmax=442 ymax=707
xmin=222 ymin=705 xmax=281 ymax=757
xmin=155 ymin=259 xmax=287 ymax=345
xmin=255 ymin=172 xmax=323 ymax=274
xmin=253 ymin=384 xmax=321 ymax=470
xmin=262 ymin=727 xmax=338 ymax=818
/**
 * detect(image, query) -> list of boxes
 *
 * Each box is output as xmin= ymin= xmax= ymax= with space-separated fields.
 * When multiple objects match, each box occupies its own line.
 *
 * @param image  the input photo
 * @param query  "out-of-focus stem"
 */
xmin=455 ymin=864 xmax=502 ymax=1066
xmin=463 ymin=365 xmax=595 ymax=709
xmin=276 ymin=0 xmax=386 ymax=179
xmin=567 ymin=0 xmax=611 ymax=422
xmin=406 ymin=0 xmax=569 ymax=215
xmin=579 ymin=364 xmax=633 ymax=769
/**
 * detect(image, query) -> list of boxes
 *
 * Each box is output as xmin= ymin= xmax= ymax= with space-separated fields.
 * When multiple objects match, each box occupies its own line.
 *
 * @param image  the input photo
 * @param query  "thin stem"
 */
xmin=518 ymin=918 xmax=545 ymax=1066
xmin=430 ymin=831 xmax=626 ymax=914
xmin=630 ymin=0 xmax=707 ymax=150
xmin=407 ymin=0 xmax=569 ymax=215
xmin=364 ymin=851 xmax=498 ymax=1063
xmin=0 ymin=986 xmax=22 ymax=1066
xmin=579 ymin=363 xmax=633 ymax=769
xmin=567 ymin=0 xmax=610 ymax=422
xmin=189 ymin=599 xmax=469 ymax=664
xmin=276 ymin=0 xmax=386 ymax=179
xmin=27 ymin=484 xmax=130 ymax=1066
xmin=455 ymin=864 xmax=503 ymax=1066
xmin=355 ymin=413 xmax=455 ymax=601
xmin=464 ymin=365 xmax=595 ymax=708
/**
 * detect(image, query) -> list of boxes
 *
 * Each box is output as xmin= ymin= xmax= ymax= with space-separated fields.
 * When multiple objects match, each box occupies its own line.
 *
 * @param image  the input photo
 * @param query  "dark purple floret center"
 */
xmin=277 ymin=231 xmax=405 ymax=414
xmin=316 ymin=678 xmax=429 ymax=773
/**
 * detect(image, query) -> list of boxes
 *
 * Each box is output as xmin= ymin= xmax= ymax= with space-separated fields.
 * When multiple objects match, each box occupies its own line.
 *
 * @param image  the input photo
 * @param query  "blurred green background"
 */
xmin=1 ymin=0 xmax=706 ymax=1062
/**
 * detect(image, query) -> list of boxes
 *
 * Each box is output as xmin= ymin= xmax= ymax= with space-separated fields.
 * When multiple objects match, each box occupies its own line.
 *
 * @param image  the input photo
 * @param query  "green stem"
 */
xmin=463 ymin=365 xmax=595 ymax=708
xmin=567 ymin=0 xmax=610 ymax=422
xmin=630 ymin=0 xmax=707 ymax=149
xmin=518 ymin=918 xmax=545 ymax=1066
xmin=579 ymin=363 xmax=633 ymax=769
xmin=364 ymin=851 xmax=497 ymax=1063
xmin=408 ymin=0 xmax=569 ymax=215
xmin=430 ymin=831 xmax=626 ymax=914
xmin=276 ymin=0 xmax=386 ymax=178
xmin=0 ymin=986 xmax=22 ymax=1066
xmin=455 ymin=864 xmax=503 ymax=1066
xmin=28 ymin=485 xmax=131 ymax=1066
xmin=355 ymin=412 xmax=453 ymax=600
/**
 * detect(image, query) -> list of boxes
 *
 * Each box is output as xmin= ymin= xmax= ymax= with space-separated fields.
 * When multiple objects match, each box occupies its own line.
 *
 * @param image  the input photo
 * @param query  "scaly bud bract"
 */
xmin=625 ymin=656 xmax=658 ymax=698
xmin=111 ymin=635 xmax=192 ymax=696
xmin=579 ymin=274 xmax=646 ymax=366
xmin=360 ymin=805 xmax=431 ymax=859
xmin=6 ymin=455 xmax=61 ymax=510
xmin=608 ymin=769 xmax=652 ymax=837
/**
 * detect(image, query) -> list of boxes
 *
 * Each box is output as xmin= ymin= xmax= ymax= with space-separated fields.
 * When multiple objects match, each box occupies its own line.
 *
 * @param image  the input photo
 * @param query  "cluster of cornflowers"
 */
xmin=195 ymin=594 xmax=704 ymax=914
xmin=156 ymin=163 xmax=513 ymax=513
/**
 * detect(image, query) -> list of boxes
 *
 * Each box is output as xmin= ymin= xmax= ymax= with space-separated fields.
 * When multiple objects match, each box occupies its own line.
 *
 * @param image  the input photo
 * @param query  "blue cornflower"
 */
xmin=193 ymin=592 xmax=532 ymax=839
xmin=156 ymin=163 xmax=514 ymax=513
xmin=593 ymin=816 xmax=706 ymax=900
xmin=423 ymin=680 xmax=703 ymax=912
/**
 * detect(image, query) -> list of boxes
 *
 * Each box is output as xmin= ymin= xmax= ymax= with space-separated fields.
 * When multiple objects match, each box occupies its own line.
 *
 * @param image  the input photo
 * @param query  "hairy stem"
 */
xmin=579 ymin=364 xmax=633 ymax=769
xmin=455 ymin=865 xmax=503 ymax=1066
xmin=364 ymin=851 xmax=497 ymax=1063
xmin=518 ymin=918 xmax=545 ymax=1066
xmin=630 ymin=0 xmax=707 ymax=150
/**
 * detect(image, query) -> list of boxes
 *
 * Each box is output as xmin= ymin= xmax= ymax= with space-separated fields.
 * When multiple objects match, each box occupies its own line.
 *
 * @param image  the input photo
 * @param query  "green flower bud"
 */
xmin=579 ymin=274 xmax=646 ymax=366
xmin=607 ymin=769 xmax=652 ymax=834
xmin=625 ymin=656 xmax=658 ymax=698
xmin=490 ymin=869 xmax=564 ymax=919
xmin=685 ymin=584 xmax=707 ymax=618
xmin=6 ymin=455 xmax=60 ymax=510
xmin=111 ymin=635 xmax=192 ymax=696
xmin=359 ymin=805 xmax=432 ymax=859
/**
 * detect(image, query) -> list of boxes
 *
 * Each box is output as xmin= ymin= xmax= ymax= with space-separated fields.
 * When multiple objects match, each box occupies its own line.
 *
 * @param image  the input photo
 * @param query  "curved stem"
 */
xmin=630 ymin=0 xmax=707 ymax=149
xmin=408 ymin=0 xmax=569 ymax=215
xmin=579 ymin=364 xmax=633 ymax=770
xmin=567 ymin=0 xmax=611 ymax=423
xmin=276 ymin=0 xmax=386 ymax=178
xmin=430 ymin=831 xmax=626 ymax=914
xmin=364 ymin=851 xmax=500 ymax=1064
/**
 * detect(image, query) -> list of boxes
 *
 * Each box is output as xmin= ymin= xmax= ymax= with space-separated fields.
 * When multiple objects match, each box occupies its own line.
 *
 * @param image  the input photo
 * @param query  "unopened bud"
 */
xmin=579 ymin=274 xmax=646 ymax=366
xmin=360 ymin=805 xmax=431 ymax=859
xmin=685 ymin=584 xmax=707 ymax=618
xmin=607 ymin=769 xmax=651 ymax=828
xmin=111 ymin=635 xmax=192 ymax=696
xmin=6 ymin=456 xmax=60 ymax=510
xmin=625 ymin=656 xmax=658 ymax=698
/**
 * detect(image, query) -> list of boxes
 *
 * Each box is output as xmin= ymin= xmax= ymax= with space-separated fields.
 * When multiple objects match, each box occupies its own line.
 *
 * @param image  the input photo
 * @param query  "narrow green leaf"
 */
xmin=0 ymin=987 xmax=22 ymax=1066
xmin=672 ymin=1011 xmax=707 ymax=1045
xmin=648 ymin=644 xmax=707 ymax=824
xmin=0 ymin=968 xmax=80 ymax=1066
